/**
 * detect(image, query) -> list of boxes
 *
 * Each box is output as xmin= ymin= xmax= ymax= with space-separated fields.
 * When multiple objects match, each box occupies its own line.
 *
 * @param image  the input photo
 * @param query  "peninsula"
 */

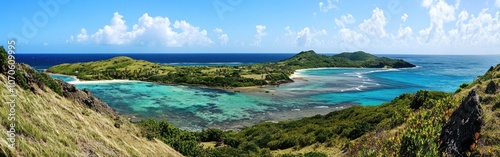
xmin=47 ymin=51 xmax=415 ymax=87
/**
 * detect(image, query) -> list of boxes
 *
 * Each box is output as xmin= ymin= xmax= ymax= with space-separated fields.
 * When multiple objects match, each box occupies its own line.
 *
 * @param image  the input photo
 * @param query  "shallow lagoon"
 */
xmin=50 ymin=55 xmax=500 ymax=130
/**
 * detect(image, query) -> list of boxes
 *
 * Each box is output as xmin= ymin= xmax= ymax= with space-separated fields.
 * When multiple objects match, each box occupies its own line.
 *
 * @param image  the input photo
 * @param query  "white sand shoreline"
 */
xmin=47 ymin=72 xmax=140 ymax=84
xmin=47 ymin=73 xmax=80 ymax=81
xmin=67 ymin=79 xmax=141 ymax=84
xmin=288 ymin=66 xmax=419 ymax=80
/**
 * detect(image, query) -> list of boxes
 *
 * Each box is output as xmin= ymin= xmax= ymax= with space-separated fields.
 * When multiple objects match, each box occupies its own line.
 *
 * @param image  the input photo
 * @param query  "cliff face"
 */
xmin=58 ymin=80 xmax=118 ymax=117
xmin=485 ymin=80 xmax=498 ymax=94
xmin=0 ymin=63 xmax=182 ymax=156
xmin=439 ymin=89 xmax=483 ymax=156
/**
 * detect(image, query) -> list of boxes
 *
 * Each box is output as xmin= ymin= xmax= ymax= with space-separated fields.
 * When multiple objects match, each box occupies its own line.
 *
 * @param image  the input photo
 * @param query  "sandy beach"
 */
xmin=67 ymin=79 xmax=141 ymax=84
xmin=47 ymin=73 xmax=80 ymax=81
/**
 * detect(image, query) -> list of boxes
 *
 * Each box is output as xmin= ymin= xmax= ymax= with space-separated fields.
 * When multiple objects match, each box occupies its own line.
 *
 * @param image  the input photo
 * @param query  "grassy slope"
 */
xmin=0 ymin=74 xmax=182 ymax=156
xmin=347 ymin=64 xmax=500 ymax=156
xmin=464 ymin=65 xmax=500 ymax=155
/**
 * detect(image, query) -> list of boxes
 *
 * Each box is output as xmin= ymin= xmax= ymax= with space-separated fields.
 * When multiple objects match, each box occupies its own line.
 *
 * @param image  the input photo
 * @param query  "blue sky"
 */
xmin=1 ymin=0 xmax=500 ymax=54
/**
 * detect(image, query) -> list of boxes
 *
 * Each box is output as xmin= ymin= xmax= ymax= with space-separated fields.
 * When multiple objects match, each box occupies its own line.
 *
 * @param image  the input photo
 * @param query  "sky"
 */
xmin=1 ymin=0 xmax=500 ymax=54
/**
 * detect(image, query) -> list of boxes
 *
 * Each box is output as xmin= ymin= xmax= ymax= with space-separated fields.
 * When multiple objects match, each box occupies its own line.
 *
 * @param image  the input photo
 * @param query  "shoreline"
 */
xmin=46 ymin=72 xmax=141 ymax=84
xmin=67 ymin=79 xmax=141 ymax=84
xmin=46 ymin=73 xmax=80 ymax=81
xmin=46 ymin=65 xmax=413 ymax=92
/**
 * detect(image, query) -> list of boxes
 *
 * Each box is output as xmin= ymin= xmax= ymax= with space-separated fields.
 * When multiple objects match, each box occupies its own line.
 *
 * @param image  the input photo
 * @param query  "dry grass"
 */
xmin=270 ymin=142 xmax=343 ymax=157
xmin=0 ymin=75 xmax=182 ymax=157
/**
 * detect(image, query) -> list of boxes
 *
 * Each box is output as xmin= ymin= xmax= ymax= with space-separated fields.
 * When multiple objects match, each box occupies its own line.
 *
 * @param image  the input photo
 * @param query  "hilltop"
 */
xmin=47 ymin=50 xmax=415 ymax=87
xmin=0 ymin=46 xmax=182 ymax=156
xmin=280 ymin=50 xmax=415 ymax=68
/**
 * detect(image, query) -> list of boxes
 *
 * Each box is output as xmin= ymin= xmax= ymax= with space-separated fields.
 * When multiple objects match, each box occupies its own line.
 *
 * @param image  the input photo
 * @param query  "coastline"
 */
xmin=46 ymin=64 xmax=418 ymax=92
xmin=67 ymin=79 xmax=141 ymax=84
xmin=46 ymin=73 xmax=80 ymax=81
xmin=46 ymin=72 xmax=141 ymax=85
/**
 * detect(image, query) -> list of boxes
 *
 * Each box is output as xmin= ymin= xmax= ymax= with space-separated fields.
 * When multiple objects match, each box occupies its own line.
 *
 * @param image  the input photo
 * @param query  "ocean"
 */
xmin=16 ymin=54 xmax=500 ymax=130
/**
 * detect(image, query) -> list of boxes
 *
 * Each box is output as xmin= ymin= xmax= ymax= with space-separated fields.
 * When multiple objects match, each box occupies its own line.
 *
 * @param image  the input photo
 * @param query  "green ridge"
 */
xmin=47 ymin=50 xmax=415 ymax=87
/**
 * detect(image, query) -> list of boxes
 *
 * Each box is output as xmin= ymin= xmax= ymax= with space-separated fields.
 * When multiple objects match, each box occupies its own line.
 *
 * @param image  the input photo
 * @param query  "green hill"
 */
xmin=280 ymin=50 xmax=415 ymax=68
xmin=333 ymin=51 xmax=378 ymax=61
xmin=47 ymin=50 xmax=415 ymax=88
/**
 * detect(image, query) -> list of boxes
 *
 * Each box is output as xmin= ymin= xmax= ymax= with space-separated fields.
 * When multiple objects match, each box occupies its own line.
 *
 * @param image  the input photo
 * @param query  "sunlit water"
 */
xmin=47 ymin=55 xmax=500 ymax=130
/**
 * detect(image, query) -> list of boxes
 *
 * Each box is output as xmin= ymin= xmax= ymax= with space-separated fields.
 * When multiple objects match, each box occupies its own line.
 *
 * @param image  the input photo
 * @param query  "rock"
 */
xmin=61 ymin=81 xmax=78 ymax=93
xmin=488 ymin=66 xmax=494 ymax=71
xmin=439 ymin=89 xmax=483 ymax=156
xmin=57 ymin=80 xmax=118 ymax=118
xmin=485 ymin=81 xmax=498 ymax=94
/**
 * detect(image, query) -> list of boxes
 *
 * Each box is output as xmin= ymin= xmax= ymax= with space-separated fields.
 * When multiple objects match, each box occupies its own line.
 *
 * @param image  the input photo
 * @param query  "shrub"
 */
xmin=460 ymin=83 xmax=470 ymax=89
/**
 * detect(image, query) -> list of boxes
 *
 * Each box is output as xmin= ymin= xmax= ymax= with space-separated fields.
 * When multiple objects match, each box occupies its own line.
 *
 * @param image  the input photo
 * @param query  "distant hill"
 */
xmin=280 ymin=50 xmax=415 ymax=68
xmin=333 ymin=51 xmax=378 ymax=61
xmin=48 ymin=50 xmax=415 ymax=88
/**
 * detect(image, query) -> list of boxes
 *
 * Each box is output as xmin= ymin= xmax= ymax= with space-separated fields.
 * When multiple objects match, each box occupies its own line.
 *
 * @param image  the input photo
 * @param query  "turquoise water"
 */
xmin=50 ymin=55 xmax=500 ymax=130
xmin=49 ymin=74 xmax=78 ymax=82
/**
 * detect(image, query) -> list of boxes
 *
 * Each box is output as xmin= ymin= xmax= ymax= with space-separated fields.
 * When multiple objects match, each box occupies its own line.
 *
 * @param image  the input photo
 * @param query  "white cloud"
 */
xmin=359 ymin=8 xmax=387 ymax=37
xmin=448 ymin=9 xmax=500 ymax=47
xmin=76 ymin=28 xmax=89 ymax=42
xmin=70 ymin=12 xmax=212 ymax=47
xmin=417 ymin=0 xmax=459 ymax=45
xmin=338 ymin=28 xmax=370 ymax=49
xmin=319 ymin=0 xmax=339 ymax=12
xmin=422 ymin=0 xmax=434 ymax=7
xmin=396 ymin=26 xmax=413 ymax=39
xmin=401 ymin=13 xmax=408 ymax=22
xmin=253 ymin=25 xmax=267 ymax=46
xmin=496 ymin=0 xmax=500 ymax=8
xmin=281 ymin=27 xmax=327 ymax=47
xmin=335 ymin=14 xmax=355 ymax=28
xmin=213 ymin=28 xmax=229 ymax=45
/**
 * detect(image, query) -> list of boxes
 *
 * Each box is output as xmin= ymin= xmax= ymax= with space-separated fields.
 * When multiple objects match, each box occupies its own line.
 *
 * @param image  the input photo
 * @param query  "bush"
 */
xmin=200 ymin=128 xmax=224 ymax=142
xmin=137 ymin=119 xmax=202 ymax=156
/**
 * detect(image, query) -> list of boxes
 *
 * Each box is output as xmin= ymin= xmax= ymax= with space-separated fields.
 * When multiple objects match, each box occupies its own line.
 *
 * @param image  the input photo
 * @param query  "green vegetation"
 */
xmin=0 ymin=75 xmax=182 ymax=156
xmin=334 ymin=51 xmax=378 ymax=61
xmin=0 ymin=46 xmax=7 ymax=65
xmin=135 ymin=90 xmax=449 ymax=156
xmin=48 ymin=51 xmax=415 ymax=87
xmin=7 ymin=46 xmax=500 ymax=156
xmin=134 ymin=64 xmax=500 ymax=156
xmin=455 ymin=83 xmax=470 ymax=93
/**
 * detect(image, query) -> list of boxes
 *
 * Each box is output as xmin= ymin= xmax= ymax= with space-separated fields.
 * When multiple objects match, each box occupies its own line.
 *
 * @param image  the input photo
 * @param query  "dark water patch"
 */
xmin=196 ymin=104 xmax=224 ymax=114
xmin=187 ymin=86 xmax=237 ymax=95
xmin=202 ymin=94 xmax=220 ymax=98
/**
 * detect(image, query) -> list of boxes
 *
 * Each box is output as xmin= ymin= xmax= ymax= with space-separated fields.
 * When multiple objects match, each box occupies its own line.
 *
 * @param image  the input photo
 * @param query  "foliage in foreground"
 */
xmin=137 ymin=90 xmax=449 ymax=156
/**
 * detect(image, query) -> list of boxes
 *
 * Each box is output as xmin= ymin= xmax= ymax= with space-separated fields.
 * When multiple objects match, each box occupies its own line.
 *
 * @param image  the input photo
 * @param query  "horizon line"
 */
xmin=14 ymin=52 xmax=500 ymax=56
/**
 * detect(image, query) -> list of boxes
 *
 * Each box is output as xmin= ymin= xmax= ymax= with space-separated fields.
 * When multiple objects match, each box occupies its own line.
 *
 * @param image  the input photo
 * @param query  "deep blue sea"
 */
xmin=16 ymin=54 xmax=500 ymax=130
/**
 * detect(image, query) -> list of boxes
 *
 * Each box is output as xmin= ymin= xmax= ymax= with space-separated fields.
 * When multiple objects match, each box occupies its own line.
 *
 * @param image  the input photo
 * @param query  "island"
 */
xmin=47 ymin=51 xmax=415 ymax=87
xmin=2 ymin=45 xmax=498 ymax=156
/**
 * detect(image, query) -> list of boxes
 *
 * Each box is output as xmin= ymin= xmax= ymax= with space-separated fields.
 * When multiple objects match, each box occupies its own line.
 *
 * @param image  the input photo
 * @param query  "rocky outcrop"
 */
xmin=485 ymin=81 xmax=498 ymax=94
xmin=57 ymin=80 xmax=119 ymax=118
xmin=439 ymin=89 xmax=483 ymax=156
